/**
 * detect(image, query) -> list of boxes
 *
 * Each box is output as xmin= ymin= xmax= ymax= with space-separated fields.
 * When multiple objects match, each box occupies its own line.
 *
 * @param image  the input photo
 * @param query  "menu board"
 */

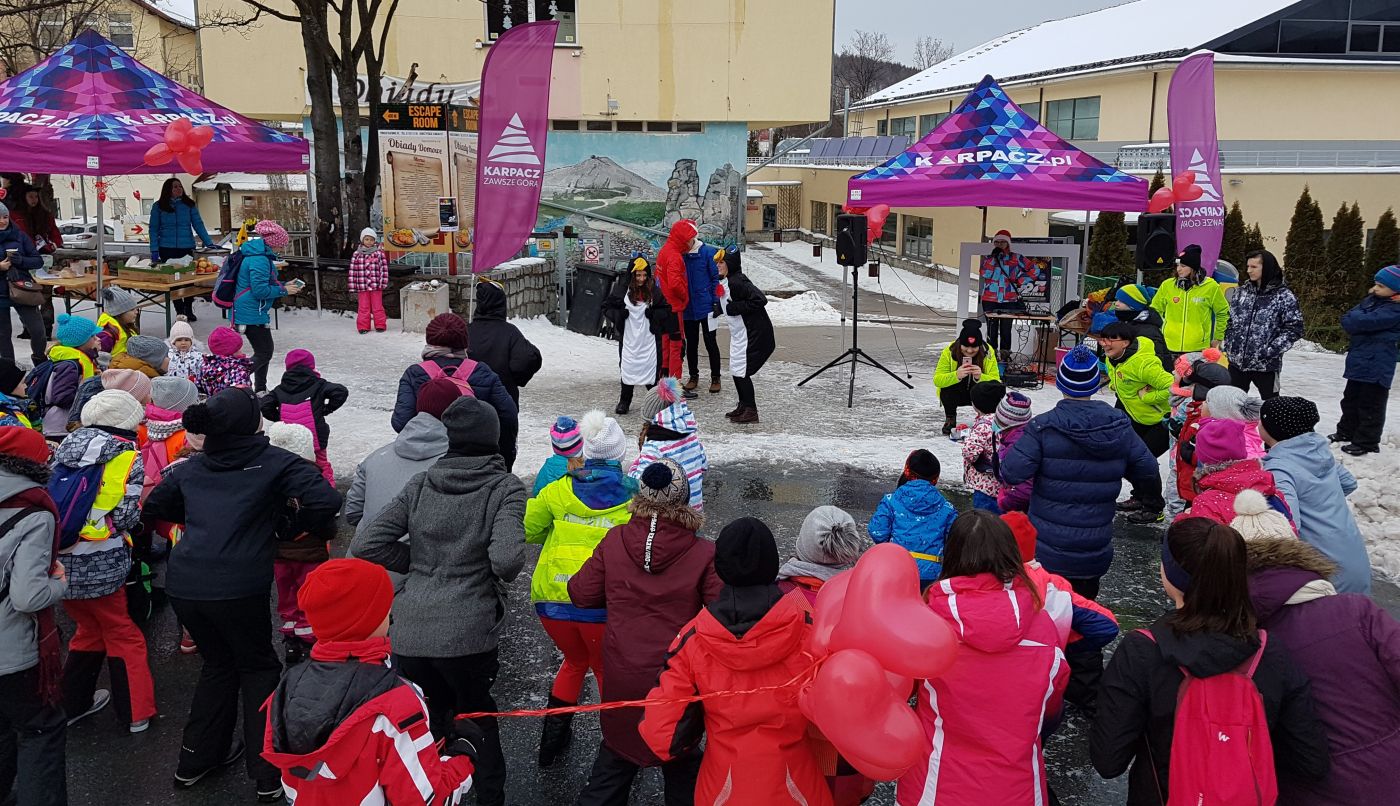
xmin=449 ymin=131 xmax=478 ymax=252
xmin=377 ymin=103 xmax=476 ymax=254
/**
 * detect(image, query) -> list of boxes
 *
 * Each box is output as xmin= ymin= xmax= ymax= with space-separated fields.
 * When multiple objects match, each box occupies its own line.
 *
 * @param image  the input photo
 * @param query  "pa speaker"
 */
xmin=835 ymin=213 xmax=868 ymax=267
xmin=1137 ymin=213 xmax=1176 ymax=272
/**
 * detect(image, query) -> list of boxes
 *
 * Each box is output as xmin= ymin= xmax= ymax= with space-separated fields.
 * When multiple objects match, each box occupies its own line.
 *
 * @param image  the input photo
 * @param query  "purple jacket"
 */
xmin=996 ymin=423 xmax=1032 ymax=513
xmin=1247 ymin=537 xmax=1400 ymax=804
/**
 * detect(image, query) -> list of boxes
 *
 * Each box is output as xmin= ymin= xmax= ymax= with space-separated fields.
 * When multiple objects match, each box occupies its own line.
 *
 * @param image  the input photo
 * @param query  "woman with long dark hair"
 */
xmin=1091 ymin=518 xmax=1329 ymax=804
xmin=601 ymin=257 xmax=665 ymax=415
xmin=149 ymin=178 xmax=216 ymax=320
xmin=1222 ymin=249 xmax=1303 ymax=399
xmin=898 ymin=510 xmax=1066 ymax=805
xmin=933 ymin=319 xmax=1002 ymax=434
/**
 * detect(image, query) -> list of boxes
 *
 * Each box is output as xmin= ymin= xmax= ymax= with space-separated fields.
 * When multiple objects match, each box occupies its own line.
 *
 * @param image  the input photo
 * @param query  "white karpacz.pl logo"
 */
xmin=487 ymin=113 xmax=540 ymax=165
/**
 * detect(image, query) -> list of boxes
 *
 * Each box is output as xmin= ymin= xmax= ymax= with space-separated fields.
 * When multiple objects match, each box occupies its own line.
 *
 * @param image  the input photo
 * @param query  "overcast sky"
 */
xmin=835 ymin=0 xmax=1127 ymax=65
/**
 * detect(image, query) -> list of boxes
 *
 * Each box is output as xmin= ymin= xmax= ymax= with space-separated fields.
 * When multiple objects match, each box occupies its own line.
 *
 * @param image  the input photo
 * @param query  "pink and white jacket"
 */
xmin=347 ymin=246 xmax=390 ymax=293
xmin=897 ymin=573 xmax=1068 ymax=806
xmin=961 ymin=414 xmax=1000 ymax=497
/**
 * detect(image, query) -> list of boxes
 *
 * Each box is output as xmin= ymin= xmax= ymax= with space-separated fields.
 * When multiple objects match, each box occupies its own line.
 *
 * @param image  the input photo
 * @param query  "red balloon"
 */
xmin=164 ymin=126 xmax=190 ymax=154
xmin=1177 ymin=183 xmax=1204 ymax=202
xmin=1148 ymin=187 xmax=1177 ymax=214
xmin=828 ymin=544 xmax=959 ymax=680
xmin=799 ymin=649 xmax=924 ymax=780
xmin=132 ymin=190 xmax=141 ymax=201
xmin=176 ymin=149 xmax=203 ymax=176
xmin=866 ymin=203 xmax=891 ymax=243
xmin=809 ymin=570 xmax=850 ymax=657
xmin=1172 ymin=170 xmax=1196 ymax=194
xmin=189 ymin=125 xmax=215 ymax=148
xmin=143 ymin=142 xmax=173 ymax=167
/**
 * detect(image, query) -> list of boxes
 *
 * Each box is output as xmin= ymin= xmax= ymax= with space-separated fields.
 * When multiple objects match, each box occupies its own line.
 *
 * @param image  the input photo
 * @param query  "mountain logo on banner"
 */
xmin=1185 ymin=148 xmax=1221 ymax=202
xmin=487 ymin=113 xmax=539 ymax=165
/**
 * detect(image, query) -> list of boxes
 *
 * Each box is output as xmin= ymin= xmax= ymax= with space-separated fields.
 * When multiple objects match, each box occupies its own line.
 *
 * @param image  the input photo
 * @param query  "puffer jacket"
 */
xmin=351 ymin=453 xmax=526 ymax=658
xmin=680 ymin=234 xmax=721 ymax=321
xmin=1263 ymin=431 xmax=1372 ymax=594
xmin=148 ymin=199 xmax=213 ymax=259
xmin=0 ymin=223 xmax=42 ymax=302
xmin=866 ymin=479 xmax=957 ymax=583
xmin=996 ymin=424 xmax=1032 ymax=512
xmin=898 ymin=574 xmax=1067 ymax=806
xmin=389 ymin=355 xmax=519 ymax=464
xmin=630 ymin=400 xmax=707 ymax=511
xmin=524 ymin=460 xmax=634 ymax=621
xmin=567 ymin=503 xmax=721 ymax=767
xmin=54 ymin=426 xmax=143 ymax=600
xmin=1116 ymin=307 xmax=1173 ymax=371
xmin=1149 ymin=275 xmax=1230 ymax=353
xmin=262 ymin=645 xmax=475 ymax=805
xmin=231 ymin=237 xmax=286 ymax=327
xmin=260 ymin=366 xmax=349 ymax=449
xmin=0 ymin=466 xmax=63 ymax=676
xmin=641 ymin=587 xmax=832 ymax=806
xmin=1184 ymin=458 xmax=1293 ymax=527
xmin=346 ymin=246 xmax=389 ymax=293
xmin=655 ymin=221 xmax=693 ymax=317
xmin=1105 ymin=336 xmax=1174 ymax=426
xmin=1341 ymin=294 xmax=1400 ymax=388
xmin=1224 ymin=280 xmax=1303 ymax=372
xmin=1246 ymin=538 xmax=1400 ymax=805
xmin=1091 ymin=616 xmax=1330 ymax=806
xmin=467 ymin=281 xmax=542 ymax=402
xmin=961 ymin=414 xmax=1000 ymax=497
xmin=999 ymin=399 xmax=1161 ymax=579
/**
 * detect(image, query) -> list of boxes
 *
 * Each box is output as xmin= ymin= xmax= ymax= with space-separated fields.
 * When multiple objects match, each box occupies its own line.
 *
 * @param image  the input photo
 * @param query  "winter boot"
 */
xmin=538 ymin=696 xmax=575 ymax=767
xmin=724 ymin=403 xmax=745 ymax=419
xmin=1115 ymin=497 xmax=1144 ymax=512
xmin=614 ymin=400 xmax=630 ymax=415
xmin=941 ymin=415 xmax=956 ymax=436
xmin=731 ymin=407 xmax=759 ymax=424
xmin=1327 ymin=432 xmax=1350 ymax=443
xmin=709 ymin=378 xmax=722 ymax=394
xmin=683 ymin=376 xmax=699 ymax=391
xmin=1342 ymin=444 xmax=1380 ymax=456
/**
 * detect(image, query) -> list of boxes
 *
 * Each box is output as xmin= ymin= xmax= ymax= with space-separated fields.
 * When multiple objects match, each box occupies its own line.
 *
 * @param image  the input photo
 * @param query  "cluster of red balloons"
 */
xmin=143 ymin=118 xmax=215 ymax=175
xmin=843 ymin=202 xmax=892 ymax=244
xmin=1148 ymin=170 xmax=1206 ymax=213
xmin=800 ymin=543 xmax=959 ymax=780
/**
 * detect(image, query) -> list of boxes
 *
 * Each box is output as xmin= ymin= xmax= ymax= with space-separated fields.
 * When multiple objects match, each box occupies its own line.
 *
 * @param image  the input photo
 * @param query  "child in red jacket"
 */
xmin=262 ymin=559 xmax=479 ymax=805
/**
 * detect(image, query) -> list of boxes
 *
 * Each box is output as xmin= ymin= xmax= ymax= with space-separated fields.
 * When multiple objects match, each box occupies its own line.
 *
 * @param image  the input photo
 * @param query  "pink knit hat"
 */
xmin=253 ymin=220 xmax=289 ymax=251
xmin=207 ymin=326 xmax=243 ymax=356
xmin=1194 ymin=418 xmax=1253 ymax=467
xmin=285 ymin=348 xmax=315 ymax=371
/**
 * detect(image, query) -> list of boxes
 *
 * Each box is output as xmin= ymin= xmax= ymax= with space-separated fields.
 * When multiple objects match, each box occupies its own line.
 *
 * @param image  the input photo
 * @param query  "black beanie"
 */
xmin=1259 ymin=396 xmax=1319 ymax=443
xmin=1179 ymin=244 xmax=1203 ymax=272
xmin=899 ymin=449 xmax=940 ymax=486
xmin=714 ymin=517 xmax=779 ymax=587
xmin=970 ymin=380 xmax=1007 ymax=414
xmin=0 ymin=359 xmax=24 ymax=396
xmin=956 ymin=318 xmax=985 ymax=350
xmin=442 ymin=396 xmax=501 ymax=457
xmin=183 ymin=387 xmax=261 ymax=436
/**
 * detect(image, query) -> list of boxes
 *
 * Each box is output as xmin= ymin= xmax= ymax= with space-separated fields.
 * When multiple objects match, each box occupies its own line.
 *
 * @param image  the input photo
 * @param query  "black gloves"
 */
xmin=446 ymin=717 xmax=485 ymax=761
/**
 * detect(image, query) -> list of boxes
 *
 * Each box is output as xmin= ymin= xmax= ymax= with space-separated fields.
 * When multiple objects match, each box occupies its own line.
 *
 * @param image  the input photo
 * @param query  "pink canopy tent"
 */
xmin=0 ymin=29 xmax=309 ymax=303
xmin=847 ymin=75 xmax=1147 ymax=212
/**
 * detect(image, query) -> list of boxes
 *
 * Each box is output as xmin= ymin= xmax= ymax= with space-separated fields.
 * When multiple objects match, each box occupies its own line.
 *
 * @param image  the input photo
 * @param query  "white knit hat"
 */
xmin=1206 ymin=385 xmax=1262 ymax=422
xmin=796 ymin=506 xmax=864 ymax=566
xmin=266 ymin=422 xmax=315 ymax=462
xmin=1229 ymin=489 xmax=1295 ymax=541
xmin=168 ymin=317 xmax=195 ymax=344
xmin=81 ymin=389 xmax=144 ymax=431
xmin=580 ymin=409 xmax=627 ymax=462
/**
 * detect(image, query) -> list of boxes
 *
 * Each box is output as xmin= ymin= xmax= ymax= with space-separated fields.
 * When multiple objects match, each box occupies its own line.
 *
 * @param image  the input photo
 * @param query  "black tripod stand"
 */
xmin=798 ymin=265 xmax=913 ymax=407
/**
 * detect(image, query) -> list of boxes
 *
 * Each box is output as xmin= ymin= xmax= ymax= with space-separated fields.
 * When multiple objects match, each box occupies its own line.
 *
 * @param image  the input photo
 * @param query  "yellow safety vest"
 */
xmin=96 ymin=313 xmax=130 ymax=357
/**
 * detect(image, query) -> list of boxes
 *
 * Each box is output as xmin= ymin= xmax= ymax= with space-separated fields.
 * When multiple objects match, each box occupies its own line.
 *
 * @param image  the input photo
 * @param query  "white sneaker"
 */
xmin=66 ymin=689 xmax=111 ymax=727
xmin=130 ymin=718 xmax=151 ymax=733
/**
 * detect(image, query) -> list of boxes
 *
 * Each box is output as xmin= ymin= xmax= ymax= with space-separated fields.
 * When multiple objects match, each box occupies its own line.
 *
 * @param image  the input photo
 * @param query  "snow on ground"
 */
xmin=764 ymin=291 xmax=842 ymax=326
xmin=1290 ymin=339 xmax=1337 ymax=354
xmin=738 ymin=255 xmax=803 ymax=294
xmin=747 ymin=238 xmax=973 ymax=312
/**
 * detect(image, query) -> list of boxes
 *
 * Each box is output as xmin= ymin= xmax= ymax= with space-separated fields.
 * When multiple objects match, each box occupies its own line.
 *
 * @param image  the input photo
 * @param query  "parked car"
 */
xmin=57 ymin=219 xmax=123 ymax=249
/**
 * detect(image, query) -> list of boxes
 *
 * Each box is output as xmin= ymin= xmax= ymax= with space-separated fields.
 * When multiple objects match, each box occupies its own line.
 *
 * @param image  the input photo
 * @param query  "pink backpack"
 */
xmin=419 ymin=359 xmax=477 ymax=398
xmin=1140 ymin=628 xmax=1278 ymax=806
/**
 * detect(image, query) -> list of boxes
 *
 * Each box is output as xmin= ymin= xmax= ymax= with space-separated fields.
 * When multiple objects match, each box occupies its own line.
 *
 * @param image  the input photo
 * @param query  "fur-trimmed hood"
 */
xmin=1246 ymin=536 xmax=1337 ymax=578
xmin=1247 ymin=537 xmax=1339 ymax=624
xmin=627 ymin=496 xmax=703 ymax=533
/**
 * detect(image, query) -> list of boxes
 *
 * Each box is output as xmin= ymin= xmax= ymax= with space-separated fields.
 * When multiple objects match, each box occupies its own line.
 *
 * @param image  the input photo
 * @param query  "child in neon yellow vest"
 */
xmin=97 ymin=285 xmax=141 ymax=358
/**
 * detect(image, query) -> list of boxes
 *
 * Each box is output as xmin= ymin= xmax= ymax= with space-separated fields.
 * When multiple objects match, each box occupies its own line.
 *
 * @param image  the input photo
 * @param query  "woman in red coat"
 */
xmin=567 ymin=458 xmax=721 ymax=805
xmin=642 ymin=517 xmax=832 ymax=806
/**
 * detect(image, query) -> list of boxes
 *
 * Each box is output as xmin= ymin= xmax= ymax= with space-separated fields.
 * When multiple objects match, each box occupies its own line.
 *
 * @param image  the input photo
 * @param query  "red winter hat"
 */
xmin=299 ymin=559 xmax=394 ymax=643
xmin=415 ymin=376 xmax=463 ymax=420
xmin=425 ymin=313 xmax=469 ymax=350
xmin=0 ymin=426 xmax=49 ymax=464
xmin=1001 ymin=511 xmax=1038 ymax=563
xmin=993 ymin=229 xmax=1012 ymax=241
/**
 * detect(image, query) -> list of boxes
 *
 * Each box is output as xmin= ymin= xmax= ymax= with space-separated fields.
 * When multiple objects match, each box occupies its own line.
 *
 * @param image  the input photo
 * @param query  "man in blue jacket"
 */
xmin=676 ymin=222 xmax=722 ymax=395
xmin=999 ymin=345 xmax=1162 ymax=713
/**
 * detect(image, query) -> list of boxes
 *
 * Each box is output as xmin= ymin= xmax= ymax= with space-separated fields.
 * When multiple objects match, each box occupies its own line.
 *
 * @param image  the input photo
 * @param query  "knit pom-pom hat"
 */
xmin=1229 ymin=489 xmax=1296 ymax=541
xmin=580 ymin=409 xmax=628 ymax=462
xmin=639 ymin=376 xmax=684 ymax=424
xmin=550 ymin=415 xmax=583 ymax=457
xmin=253 ymin=220 xmax=290 ymax=251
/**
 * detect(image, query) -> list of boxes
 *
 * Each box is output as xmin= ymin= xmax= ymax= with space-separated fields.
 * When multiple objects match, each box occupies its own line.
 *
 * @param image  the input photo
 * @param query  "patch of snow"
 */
xmin=1290 ymin=339 xmax=1336 ymax=354
xmin=748 ymin=240 xmax=970 ymax=313
xmin=740 ymin=258 xmax=803 ymax=294
xmin=765 ymin=291 xmax=842 ymax=326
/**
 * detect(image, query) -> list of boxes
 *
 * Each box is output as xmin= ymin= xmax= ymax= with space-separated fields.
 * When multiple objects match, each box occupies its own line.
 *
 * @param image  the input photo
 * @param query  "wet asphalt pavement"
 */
xmin=62 ymin=462 xmax=1400 ymax=806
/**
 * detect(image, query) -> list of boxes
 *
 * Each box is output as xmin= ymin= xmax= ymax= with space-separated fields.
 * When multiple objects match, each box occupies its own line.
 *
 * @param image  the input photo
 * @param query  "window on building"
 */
xmin=585 ymin=120 xmax=612 ymax=131
xmin=918 ymin=112 xmax=949 ymax=137
xmin=1387 ymin=25 xmax=1400 ymax=51
xmin=903 ymin=215 xmax=933 ymax=260
xmin=646 ymin=121 xmax=673 ymax=132
xmin=487 ymin=1 xmax=577 ymax=44
xmin=811 ymin=201 xmax=828 ymax=234
xmin=551 ymin=120 xmax=580 ymax=130
xmin=888 ymin=116 xmax=917 ymax=140
xmin=1220 ymin=0 xmax=1400 ymax=55
xmin=1020 ymin=101 xmax=1041 ymax=121
xmin=615 ymin=121 xmax=643 ymax=132
xmin=141 ymin=198 xmax=154 ymax=216
xmin=676 ymin=122 xmax=703 ymax=133
xmin=1045 ymin=96 xmax=1100 ymax=140
xmin=37 ymin=9 xmax=65 ymax=50
xmin=876 ymin=119 xmax=888 ymax=136
xmin=107 ymin=12 xmax=134 ymax=48
xmin=110 ymin=198 xmax=127 ymax=217
xmin=880 ymin=213 xmax=898 ymax=245
xmin=1280 ymin=19 xmax=1349 ymax=52
xmin=72 ymin=198 xmax=85 ymax=220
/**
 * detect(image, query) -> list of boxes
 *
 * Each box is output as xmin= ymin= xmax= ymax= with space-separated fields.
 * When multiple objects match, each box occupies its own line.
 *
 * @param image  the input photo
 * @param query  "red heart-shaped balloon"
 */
xmin=799 ymin=648 xmax=925 ymax=780
xmin=1172 ymin=170 xmax=1196 ymax=194
xmin=828 ymin=544 xmax=959 ymax=680
xmin=809 ymin=569 xmax=849 ymax=657
xmin=176 ymin=149 xmax=203 ymax=176
xmin=1148 ymin=187 xmax=1177 ymax=213
xmin=1177 ymin=183 xmax=1204 ymax=202
xmin=189 ymin=125 xmax=215 ymax=149
xmin=143 ymin=142 xmax=173 ymax=167
xmin=164 ymin=125 xmax=190 ymax=154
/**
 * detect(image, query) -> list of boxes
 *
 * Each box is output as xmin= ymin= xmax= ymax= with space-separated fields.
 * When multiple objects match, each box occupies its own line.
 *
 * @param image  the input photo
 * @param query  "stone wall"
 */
xmin=279 ymin=257 xmax=559 ymax=321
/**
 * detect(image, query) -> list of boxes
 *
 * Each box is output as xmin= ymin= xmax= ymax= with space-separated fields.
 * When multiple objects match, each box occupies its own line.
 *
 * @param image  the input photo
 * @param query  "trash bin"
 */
xmin=568 ymin=264 xmax=619 ymax=337
xmin=400 ymin=281 xmax=450 ymax=334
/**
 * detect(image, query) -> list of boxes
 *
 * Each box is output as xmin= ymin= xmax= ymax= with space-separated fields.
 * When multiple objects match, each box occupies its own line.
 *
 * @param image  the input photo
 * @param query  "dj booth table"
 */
xmin=985 ymin=311 xmax=1060 ymax=390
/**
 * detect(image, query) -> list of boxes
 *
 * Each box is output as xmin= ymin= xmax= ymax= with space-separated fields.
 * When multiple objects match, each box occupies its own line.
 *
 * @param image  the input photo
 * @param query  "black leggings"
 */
xmin=734 ymin=375 xmax=756 ymax=408
xmin=0 ymin=302 xmax=46 ymax=366
xmin=243 ymin=325 xmax=274 ymax=392
xmin=939 ymin=380 xmax=972 ymax=419
xmin=683 ymin=318 xmax=721 ymax=380
xmin=1228 ymin=366 xmax=1279 ymax=400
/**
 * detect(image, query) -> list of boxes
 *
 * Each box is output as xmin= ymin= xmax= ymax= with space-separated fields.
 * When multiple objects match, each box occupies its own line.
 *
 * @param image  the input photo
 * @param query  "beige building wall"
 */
xmin=198 ymin=0 xmax=835 ymax=125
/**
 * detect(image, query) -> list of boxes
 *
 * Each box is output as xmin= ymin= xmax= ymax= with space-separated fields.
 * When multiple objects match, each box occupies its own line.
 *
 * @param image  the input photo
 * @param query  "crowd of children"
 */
xmin=1 ymin=248 xmax=1399 ymax=806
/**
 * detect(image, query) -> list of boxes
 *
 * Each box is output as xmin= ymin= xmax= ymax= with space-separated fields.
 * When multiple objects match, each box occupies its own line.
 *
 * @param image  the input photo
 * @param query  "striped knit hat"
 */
xmin=1056 ymin=345 xmax=1101 ymax=398
xmin=550 ymin=416 xmax=583 ymax=457
xmin=1114 ymin=283 xmax=1156 ymax=312
xmin=995 ymin=391 xmax=1032 ymax=430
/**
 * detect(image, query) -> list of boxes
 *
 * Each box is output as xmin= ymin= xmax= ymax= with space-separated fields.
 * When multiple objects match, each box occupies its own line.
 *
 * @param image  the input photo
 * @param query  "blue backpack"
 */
xmin=21 ymin=360 xmax=58 ymax=425
xmin=48 ymin=462 xmax=106 ymax=550
xmin=211 ymin=251 xmax=245 ymax=310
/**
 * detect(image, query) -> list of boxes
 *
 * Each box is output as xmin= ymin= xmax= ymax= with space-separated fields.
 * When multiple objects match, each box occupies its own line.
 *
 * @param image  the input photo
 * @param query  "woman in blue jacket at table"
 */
xmin=149 ymin=178 xmax=216 ymax=320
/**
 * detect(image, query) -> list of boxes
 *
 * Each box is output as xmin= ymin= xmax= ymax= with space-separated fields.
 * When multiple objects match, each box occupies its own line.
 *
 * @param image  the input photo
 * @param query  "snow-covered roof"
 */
xmin=194 ymin=173 xmax=308 ymax=192
xmin=137 ymin=0 xmax=196 ymax=28
xmin=857 ymin=0 xmax=1295 ymax=107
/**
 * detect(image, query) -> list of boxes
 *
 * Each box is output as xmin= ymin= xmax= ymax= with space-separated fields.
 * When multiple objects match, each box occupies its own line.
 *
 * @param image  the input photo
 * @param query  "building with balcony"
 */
xmin=749 ymin=0 xmax=1400 ymax=272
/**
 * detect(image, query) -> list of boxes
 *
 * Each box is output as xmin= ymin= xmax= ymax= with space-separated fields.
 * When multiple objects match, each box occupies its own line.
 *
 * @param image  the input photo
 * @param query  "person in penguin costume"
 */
xmin=718 ymin=250 xmax=774 ymax=424
xmin=602 ymin=257 xmax=667 ymax=415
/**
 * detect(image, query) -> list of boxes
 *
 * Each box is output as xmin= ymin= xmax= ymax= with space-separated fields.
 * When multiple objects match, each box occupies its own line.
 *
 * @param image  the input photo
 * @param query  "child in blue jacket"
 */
xmin=1332 ymin=264 xmax=1400 ymax=455
xmin=867 ymin=449 xmax=957 ymax=585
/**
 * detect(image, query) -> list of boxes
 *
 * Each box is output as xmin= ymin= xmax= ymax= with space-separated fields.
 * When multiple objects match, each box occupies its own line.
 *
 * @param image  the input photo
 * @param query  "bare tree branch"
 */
xmin=912 ymin=35 xmax=953 ymax=71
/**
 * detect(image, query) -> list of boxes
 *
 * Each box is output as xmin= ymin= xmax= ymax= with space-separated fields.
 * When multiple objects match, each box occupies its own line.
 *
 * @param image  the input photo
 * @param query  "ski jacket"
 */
xmin=1224 ymin=281 xmax=1303 ymax=372
xmin=1341 ymin=295 xmax=1400 ymax=387
xmin=897 ymin=573 xmax=1067 ymax=806
xmin=1116 ymin=306 xmax=1173 ymax=371
xmin=1105 ymin=337 xmax=1174 ymax=425
xmin=346 ymin=246 xmax=389 ymax=292
xmin=979 ymin=250 xmax=1039 ymax=304
xmin=148 ymin=199 xmax=212 ymax=260
xmin=933 ymin=344 xmax=1001 ymax=390
xmin=960 ymin=414 xmax=1000 ymax=497
xmin=524 ymin=461 xmax=634 ymax=621
xmin=1150 ymin=275 xmax=1229 ymax=353
xmin=1262 ymin=432 xmax=1372 ymax=594
xmin=641 ymin=587 xmax=832 ymax=806
xmin=260 ymin=366 xmax=348 ymax=449
xmin=1184 ymin=457 xmax=1293 ymax=528
xmin=866 ymin=480 xmax=957 ymax=583
xmin=390 ymin=355 xmax=518 ymax=440
xmin=468 ymin=281 xmax=542 ymax=402
xmin=54 ymin=426 xmax=142 ymax=600
xmin=1023 ymin=561 xmax=1119 ymax=654
xmin=231 ymin=238 xmax=286 ymax=326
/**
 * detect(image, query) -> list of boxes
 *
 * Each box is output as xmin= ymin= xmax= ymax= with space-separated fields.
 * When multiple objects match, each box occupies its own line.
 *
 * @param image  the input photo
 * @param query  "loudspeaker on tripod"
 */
xmin=836 ymin=213 xmax=868 ymax=267
xmin=1136 ymin=213 xmax=1176 ymax=272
